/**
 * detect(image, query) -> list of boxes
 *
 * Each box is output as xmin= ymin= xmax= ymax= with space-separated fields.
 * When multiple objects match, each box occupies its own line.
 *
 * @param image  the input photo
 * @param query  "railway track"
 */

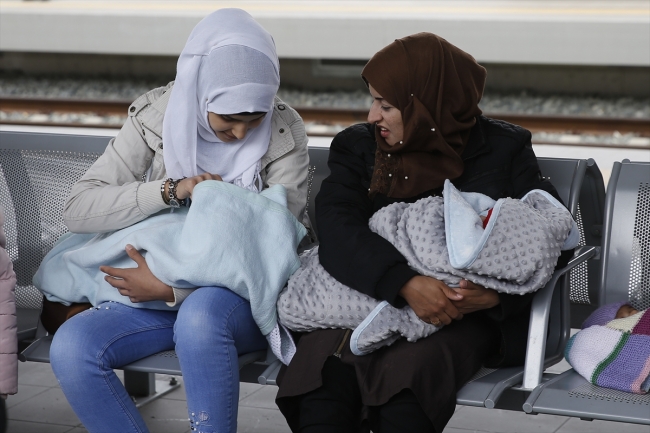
xmin=2 ymin=97 xmax=649 ymax=145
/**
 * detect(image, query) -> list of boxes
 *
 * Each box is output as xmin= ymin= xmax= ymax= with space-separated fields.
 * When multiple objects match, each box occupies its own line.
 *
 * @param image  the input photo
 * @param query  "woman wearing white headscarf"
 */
xmin=50 ymin=9 xmax=309 ymax=433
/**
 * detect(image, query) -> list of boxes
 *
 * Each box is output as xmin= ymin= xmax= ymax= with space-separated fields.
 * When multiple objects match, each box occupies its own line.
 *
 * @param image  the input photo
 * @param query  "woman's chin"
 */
xmin=384 ymin=138 xmax=397 ymax=147
xmin=217 ymin=133 xmax=237 ymax=142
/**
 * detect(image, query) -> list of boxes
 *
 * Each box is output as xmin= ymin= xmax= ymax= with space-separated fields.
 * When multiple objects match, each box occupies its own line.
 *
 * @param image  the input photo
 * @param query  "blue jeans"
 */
xmin=50 ymin=287 xmax=267 ymax=433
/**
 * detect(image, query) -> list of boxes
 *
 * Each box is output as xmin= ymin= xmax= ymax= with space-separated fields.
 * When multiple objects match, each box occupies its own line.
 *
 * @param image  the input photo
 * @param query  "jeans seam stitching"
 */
xmin=220 ymin=299 xmax=245 ymax=431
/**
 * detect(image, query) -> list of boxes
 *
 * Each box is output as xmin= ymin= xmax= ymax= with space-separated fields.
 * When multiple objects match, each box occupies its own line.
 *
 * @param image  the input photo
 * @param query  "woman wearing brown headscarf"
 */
xmin=276 ymin=33 xmax=571 ymax=433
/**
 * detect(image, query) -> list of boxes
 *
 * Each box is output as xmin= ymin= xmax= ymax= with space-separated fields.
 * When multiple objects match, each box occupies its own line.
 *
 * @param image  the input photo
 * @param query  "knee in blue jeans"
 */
xmin=174 ymin=287 xmax=244 ymax=342
xmin=50 ymin=316 xmax=103 ymax=382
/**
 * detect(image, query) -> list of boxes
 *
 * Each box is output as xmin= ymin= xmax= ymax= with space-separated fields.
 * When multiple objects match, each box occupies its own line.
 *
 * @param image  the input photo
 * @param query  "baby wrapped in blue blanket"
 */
xmin=34 ymin=181 xmax=306 ymax=363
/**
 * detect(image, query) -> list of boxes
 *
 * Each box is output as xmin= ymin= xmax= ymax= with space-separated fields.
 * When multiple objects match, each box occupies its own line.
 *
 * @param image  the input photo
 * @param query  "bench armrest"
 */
xmin=521 ymin=246 xmax=599 ymax=390
xmin=258 ymin=359 xmax=283 ymax=385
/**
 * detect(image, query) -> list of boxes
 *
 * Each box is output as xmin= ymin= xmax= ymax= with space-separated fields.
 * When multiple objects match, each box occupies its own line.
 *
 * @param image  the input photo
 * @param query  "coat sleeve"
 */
xmin=63 ymin=114 xmax=168 ymax=234
xmin=0 ymin=209 xmax=17 ymax=396
xmin=316 ymin=129 xmax=418 ymax=306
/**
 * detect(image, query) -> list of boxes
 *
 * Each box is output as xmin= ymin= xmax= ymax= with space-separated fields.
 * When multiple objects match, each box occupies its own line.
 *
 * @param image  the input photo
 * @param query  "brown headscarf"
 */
xmin=363 ymin=33 xmax=486 ymax=198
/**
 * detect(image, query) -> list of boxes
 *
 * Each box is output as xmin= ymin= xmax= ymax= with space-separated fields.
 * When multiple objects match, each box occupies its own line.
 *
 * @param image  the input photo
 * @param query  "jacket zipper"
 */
xmin=333 ymin=329 xmax=352 ymax=358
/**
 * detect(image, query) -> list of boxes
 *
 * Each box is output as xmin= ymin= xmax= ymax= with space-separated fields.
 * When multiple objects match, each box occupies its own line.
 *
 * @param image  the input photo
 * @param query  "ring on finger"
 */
xmin=430 ymin=318 xmax=442 ymax=326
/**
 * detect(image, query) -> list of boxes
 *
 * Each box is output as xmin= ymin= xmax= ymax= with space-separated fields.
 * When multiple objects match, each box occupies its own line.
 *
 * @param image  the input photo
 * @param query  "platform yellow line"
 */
xmin=0 ymin=1 xmax=647 ymax=17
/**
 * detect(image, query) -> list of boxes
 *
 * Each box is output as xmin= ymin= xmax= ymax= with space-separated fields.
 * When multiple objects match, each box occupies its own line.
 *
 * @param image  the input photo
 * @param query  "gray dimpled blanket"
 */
xmin=278 ymin=181 xmax=577 ymax=356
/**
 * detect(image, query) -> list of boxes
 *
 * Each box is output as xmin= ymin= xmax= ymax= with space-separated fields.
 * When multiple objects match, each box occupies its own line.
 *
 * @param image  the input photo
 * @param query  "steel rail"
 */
xmin=2 ymin=96 xmax=649 ymax=138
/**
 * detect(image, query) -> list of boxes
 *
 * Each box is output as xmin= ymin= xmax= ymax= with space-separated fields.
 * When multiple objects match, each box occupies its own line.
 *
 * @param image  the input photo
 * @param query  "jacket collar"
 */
xmin=139 ymin=90 xmax=171 ymax=140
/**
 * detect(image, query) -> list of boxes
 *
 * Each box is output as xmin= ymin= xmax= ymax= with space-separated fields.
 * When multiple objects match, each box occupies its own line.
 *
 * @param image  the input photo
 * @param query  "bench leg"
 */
xmin=124 ymin=371 xmax=181 ymax=408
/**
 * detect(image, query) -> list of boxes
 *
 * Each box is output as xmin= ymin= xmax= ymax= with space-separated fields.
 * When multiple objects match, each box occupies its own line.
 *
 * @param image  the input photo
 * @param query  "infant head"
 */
xmin=582 ymin=301 xmax=638 ymax=329
xmin=615 ymin=304 xmax=639 ymax=319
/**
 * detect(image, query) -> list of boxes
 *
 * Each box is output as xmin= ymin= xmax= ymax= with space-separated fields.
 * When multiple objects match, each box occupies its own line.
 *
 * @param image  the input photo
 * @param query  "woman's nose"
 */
xmin=232 ymin=122 xmax=247 ymax=140
xmin=367 ymin=103 xmax=381 ymax=124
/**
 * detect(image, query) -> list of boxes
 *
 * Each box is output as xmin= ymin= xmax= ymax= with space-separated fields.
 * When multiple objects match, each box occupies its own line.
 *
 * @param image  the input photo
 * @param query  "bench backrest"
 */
xmin=0 ymin=131 xmax=602 ymax=327
xmin=0 ymin=134 xmax=330 ymax=313
xmin=600 ymin=160 xmax=650 ymax=310
xmin=535 ymin=157 xmax=605 ymax=356
xmin=0 ymin=131 xmax=108 ymax=312
xmin=537 ymin=157 xmax=606 ymax=326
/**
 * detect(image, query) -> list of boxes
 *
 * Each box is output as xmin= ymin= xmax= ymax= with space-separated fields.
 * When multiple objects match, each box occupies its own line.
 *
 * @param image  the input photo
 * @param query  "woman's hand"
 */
xmin=450 ymin=280 xmax=500 ymax=314
xmin=173 ymin=173 xmax=223 ymax=200
xmin=399 ymin=276 xmax=463 ymax=326
xmin=99 ymin=244 xmax=174 ymax=303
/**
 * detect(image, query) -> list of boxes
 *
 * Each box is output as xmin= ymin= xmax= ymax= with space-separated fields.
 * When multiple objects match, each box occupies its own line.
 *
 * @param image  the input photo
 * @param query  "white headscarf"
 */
xmin=163 ymin=8 xmax=280 ymax=191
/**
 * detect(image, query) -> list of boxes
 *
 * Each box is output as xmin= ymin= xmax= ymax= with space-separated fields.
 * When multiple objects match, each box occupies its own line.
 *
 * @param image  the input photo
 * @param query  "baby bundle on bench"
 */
xmin=566 ymin=304 xmax=650 ymax=394
xmin=278 ymin=180 xmax=579 ymax=355
xmin=34 ymin=181 xmax=306 ymax=363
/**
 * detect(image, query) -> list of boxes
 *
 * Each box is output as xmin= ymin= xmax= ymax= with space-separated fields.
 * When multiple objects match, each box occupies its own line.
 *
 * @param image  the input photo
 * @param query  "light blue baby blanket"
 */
xmin=34 ymin=181 xmax=306 ymax=336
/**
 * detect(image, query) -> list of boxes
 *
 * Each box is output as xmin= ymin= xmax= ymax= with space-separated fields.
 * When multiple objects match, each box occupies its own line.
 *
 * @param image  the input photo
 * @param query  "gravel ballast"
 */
xmin=1 ymin=75 xmax=649 ymax=146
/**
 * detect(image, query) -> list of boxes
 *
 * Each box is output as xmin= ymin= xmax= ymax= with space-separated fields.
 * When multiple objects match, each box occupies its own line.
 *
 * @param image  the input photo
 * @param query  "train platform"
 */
xmin=0 ymin=1 xmax=648 ymax=66
xmin=5 ymin=357 xmax=650 ymax=432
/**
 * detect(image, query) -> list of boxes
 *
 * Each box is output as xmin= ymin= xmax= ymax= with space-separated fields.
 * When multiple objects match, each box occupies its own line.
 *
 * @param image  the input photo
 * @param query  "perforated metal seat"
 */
xmin=260 ymin=156 xmax=601 ymax=406
xmin=0 ymin=133 xmax=108 ymax=341
xmin=454 ymin=157 xmax=602 ymax=409
xmin=523 ymin=160 xmax=650 ymax=425
xmin=0 ymin=130 xmax=284 ymax=400
xmin=538 ymin=159 xmax=605 ymax=324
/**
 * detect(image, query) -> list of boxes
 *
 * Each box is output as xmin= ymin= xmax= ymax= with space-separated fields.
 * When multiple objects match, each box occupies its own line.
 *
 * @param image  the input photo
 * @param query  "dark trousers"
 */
xmin=290 ymin=356 xmax=436 ymax=433
xmin=1 ymin=398 xmax=6 ymax=433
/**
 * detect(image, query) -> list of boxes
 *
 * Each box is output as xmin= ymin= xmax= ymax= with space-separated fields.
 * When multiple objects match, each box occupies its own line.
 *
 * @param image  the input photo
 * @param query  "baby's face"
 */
xmin=616 ymin=304 xmax=639 ymax=319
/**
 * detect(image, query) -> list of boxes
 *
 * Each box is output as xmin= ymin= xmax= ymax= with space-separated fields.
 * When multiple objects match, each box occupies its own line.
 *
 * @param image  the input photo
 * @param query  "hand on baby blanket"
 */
xmin=399 ymin=275 xmax=464 ymax=326
xmin=451 ymin=280 xmax=500 ymax=315
xmin=176 ymin=173 xmax=223 ymax=200
xmin=100 ymin=244 xmax=175 ymax=303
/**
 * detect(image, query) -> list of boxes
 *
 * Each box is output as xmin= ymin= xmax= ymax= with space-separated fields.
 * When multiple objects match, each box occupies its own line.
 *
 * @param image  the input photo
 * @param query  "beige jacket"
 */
xmin=0 ymin=208 xmax=17 ymax=396
xmin=63 ymin=82 xmax=309 ymax=233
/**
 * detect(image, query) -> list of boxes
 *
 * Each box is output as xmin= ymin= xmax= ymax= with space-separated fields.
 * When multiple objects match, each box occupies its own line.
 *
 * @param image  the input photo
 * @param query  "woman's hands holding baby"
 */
xmin=100 ymin=244 xmax=174 ymax=303
xmin=400 ymin=276 xmax=463 ymax=326
xmin=400 ymin=276 xmax=500 ymax=326
xmin=173 ymin=173 xmax=223 ymax=200
xmin=451 ymin=280 xmax=500 ymax=314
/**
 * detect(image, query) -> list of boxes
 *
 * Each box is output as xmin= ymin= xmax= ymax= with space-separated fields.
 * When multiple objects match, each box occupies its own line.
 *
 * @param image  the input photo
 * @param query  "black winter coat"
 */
xmin=315 ymin=116 xmax=569 ymax=366
xmin=277 ymin=117 xmax=574 ymax=431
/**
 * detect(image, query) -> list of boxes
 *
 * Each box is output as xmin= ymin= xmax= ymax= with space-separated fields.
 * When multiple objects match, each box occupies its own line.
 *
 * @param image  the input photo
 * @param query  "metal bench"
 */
xmin=258 ymin=156 xmax=604 ymax=409
xmin=1 ymin=129 xmax=270 ymax=403
xmin=454 ymin=157 xmax=604 ymax=410
xmin=522 ymin=160 xmax=650 ymax=425
xmin=3 ymin=128 xmax=615 ymax=418
xmin=3 ymin=129 xmax=330 ymax=404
